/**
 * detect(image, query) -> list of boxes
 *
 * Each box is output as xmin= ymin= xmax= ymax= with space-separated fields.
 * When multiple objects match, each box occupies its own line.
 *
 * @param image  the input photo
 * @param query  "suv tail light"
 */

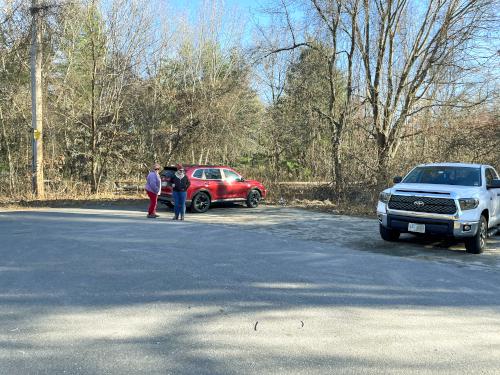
xmin=161 ymin=177 xmax=171 ymax=190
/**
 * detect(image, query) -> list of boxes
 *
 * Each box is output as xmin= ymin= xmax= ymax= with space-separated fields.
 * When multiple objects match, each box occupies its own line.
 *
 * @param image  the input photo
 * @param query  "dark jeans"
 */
xmin=173 ymin=191 xmax=187 ymax=218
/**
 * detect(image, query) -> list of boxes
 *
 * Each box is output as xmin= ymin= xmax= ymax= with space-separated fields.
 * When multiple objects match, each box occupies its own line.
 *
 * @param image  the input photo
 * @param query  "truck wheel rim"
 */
xmin=480 ymin=220 xmax=487 ymax=248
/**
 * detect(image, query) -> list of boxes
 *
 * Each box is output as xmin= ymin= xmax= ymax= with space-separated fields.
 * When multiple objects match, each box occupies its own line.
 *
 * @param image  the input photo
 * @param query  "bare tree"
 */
xmin=51 ymin=0 xmax=156 ymax=193
xmin=355 ymin=0 xmax=497 ymax=183
xmin=258 ymin=0 xmax=361 ymax=195
xmin=0 ymin=0 xmax=31 ymax=196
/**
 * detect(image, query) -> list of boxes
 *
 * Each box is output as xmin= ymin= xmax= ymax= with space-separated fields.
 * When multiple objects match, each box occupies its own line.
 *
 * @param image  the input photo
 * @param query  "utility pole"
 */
xmin=30 ymin=0 xmax=45 ymax=199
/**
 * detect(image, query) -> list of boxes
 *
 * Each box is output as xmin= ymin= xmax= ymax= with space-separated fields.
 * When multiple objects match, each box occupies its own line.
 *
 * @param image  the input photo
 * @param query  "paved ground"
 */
xmin=1 ymin=204 xmax=499 ymax=374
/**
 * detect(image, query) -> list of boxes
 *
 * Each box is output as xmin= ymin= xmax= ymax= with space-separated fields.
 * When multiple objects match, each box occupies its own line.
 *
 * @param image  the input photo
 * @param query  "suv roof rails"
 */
xmin=164 ymin=164 xmax=228 ymax=169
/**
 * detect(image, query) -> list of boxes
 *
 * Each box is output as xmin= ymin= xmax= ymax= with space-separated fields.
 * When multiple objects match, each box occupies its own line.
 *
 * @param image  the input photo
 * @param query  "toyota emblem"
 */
xmin=414 ymin=200 xmax=425 ymax=207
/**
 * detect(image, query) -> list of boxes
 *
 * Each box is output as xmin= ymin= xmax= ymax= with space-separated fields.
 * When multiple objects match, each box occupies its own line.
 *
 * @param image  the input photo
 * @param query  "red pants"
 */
xmin=146 ymin=190 xmax=158 ymax=215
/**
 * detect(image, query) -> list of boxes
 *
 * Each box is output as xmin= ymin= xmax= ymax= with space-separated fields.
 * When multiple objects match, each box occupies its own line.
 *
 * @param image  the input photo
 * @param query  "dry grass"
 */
xmin=1 ymin=181 xmax=377 ymax=217
xmin=264 ymin=198 xmax=376 ymax=218
xmin=0 ymin=191 xmax=147 ymax=210
xmin=264 ymin=182 xmax=378 ymax=218
xmin=0 ymin=179 xmax=147 ymax=210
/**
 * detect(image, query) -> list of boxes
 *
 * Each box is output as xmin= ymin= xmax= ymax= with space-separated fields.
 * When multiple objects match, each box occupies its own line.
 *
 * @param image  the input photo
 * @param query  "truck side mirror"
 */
xmin=487 ymin=179 xmax=500 ymax=189
xmin=393 ymin=176 xmax=403 ymax=184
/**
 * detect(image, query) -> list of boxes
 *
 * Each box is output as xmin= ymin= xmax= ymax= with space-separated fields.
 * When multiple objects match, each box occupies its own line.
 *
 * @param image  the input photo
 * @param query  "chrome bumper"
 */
xmin=377 ymin=211 xmax=479 ymax=238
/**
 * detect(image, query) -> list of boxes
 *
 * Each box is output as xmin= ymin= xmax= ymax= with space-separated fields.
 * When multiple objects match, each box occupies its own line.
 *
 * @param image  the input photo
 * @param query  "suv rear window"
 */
xmin=160 ymin=169 xmax=176 ymax=178
xmin=403 ymin=166 xmax=481 ymax=186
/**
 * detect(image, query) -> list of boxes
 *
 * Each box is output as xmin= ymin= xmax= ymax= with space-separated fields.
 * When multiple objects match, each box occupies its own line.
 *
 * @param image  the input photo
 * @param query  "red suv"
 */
xmin=158 ymin=165 xmax=267 ymax=213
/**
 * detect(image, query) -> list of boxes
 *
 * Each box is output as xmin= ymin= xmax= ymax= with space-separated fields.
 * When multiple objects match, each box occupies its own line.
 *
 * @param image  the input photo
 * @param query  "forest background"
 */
xmin=1 ymin=0 xmax=499 ymax=211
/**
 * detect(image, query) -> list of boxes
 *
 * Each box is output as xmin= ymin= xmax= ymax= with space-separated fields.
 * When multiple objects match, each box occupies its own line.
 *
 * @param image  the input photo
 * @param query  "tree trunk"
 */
xmin=90 ymin=8 xmax=98 ymax=195
xmin=376 ymin=136 xmax=391 ymax=188
xmin=204 ymin=149 xmax=210 ymax=165
xmin=90 ymin=98 xmax=98 ymax=193
xmin=0 ymin=106 xmax=14 ymax=195
xmin=198 ymin=148 xmax=204 ymax=165
xmin=331 ymin=133 xmax=343 ymax=197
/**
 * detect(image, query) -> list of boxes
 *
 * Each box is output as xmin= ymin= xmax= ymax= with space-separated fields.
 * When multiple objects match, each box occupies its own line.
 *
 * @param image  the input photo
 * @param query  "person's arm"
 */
xmin=146 ymin=172 xmax=154 ymax=192
xmin=155 ymin=174 xmax=161 ymax=195
xmin=185 ymin=176 xmax=191 ymax=189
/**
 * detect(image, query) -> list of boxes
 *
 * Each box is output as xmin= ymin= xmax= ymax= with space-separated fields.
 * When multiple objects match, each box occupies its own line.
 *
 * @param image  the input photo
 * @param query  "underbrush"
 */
xmin=0 ymin=189 xmax=146 ymax=210
xmin=1 ymin=180 xmax=378 ymax=217
xmin=265 ymin=181 xmax=378 ymax=217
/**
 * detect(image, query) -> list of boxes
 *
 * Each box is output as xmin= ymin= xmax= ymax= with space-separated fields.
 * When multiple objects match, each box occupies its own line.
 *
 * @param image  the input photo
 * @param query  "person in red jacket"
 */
xmin=170 ymin=163 xmax=191 ymax=220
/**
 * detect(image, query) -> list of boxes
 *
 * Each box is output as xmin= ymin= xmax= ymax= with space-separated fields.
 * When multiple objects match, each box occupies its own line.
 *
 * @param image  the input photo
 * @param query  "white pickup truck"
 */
xmin=377 ymin=163 xmax=500 ymax=253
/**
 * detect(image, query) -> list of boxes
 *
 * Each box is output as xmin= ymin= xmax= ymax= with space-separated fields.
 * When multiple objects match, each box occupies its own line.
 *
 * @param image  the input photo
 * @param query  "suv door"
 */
xmin=203 ymin=168 xmax=224 ymax=201
xmin=485 ymin=167 xmax=500 ymax=226
xmin=187 ymin=168 xmax=205 ymax=200
xmin=221 ymin=168 xmax=246 ymax=199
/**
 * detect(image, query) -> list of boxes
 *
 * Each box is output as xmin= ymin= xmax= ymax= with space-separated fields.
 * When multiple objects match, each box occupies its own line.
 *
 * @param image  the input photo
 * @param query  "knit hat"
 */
xmin=176 ymin=163 xmax=184 ymax=170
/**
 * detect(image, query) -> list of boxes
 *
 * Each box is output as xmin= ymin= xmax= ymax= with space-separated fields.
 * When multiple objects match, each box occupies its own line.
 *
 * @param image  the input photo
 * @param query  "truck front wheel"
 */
xmin=465 ymin=215 xmax=487 ymax=254
xmin=379 ymin=224 xmax=400 ymax=242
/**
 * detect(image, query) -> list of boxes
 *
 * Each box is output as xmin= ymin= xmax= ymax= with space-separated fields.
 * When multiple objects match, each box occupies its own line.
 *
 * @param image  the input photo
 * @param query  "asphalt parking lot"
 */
xmin=1 ymin=204 xmax=499 ymax=374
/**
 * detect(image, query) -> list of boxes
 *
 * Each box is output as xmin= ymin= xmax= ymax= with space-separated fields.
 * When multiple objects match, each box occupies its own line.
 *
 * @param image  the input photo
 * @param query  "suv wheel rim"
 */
xmin=479 ymin=219 xmax=487 ymax=248
xmin=195 ymin=194 xmax=209 ymax=210
xmin=250 ymin=191 xmax=260 ymax=206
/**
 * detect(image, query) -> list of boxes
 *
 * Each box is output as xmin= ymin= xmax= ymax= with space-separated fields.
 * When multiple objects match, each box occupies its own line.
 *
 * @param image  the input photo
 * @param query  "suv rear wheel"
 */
xmin=379 ymin=224 xmax=400 ymax=242
xmin=191 ymin=192 xmax=211 ymax=213
xmin=246 ymin=189 xmax=261 ymax=208
xmin=465 ymin=215 xmax=487 ymax=254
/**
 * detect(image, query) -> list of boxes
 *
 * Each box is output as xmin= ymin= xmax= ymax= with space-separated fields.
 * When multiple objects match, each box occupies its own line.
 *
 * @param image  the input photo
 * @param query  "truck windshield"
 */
xmin=402 ymin=166 xmax=481 ymax=186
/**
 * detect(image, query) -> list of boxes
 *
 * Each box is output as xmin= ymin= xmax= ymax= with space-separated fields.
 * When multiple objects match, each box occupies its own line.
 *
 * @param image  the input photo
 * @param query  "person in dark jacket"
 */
xmin=170 ymin=163 xmax=190 ymax=220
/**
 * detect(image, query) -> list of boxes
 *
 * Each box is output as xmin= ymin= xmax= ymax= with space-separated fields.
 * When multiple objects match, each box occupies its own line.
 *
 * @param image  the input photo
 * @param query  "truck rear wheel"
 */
xmin=379 ymin=224 xmax=400 ymax=242
xmin=465 ymin=215 xmax=487 ymax=254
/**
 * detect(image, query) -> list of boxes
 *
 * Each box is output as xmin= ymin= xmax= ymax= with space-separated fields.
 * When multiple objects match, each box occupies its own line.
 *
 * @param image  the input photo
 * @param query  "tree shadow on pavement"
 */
xmin=1 ymin=208 xmax=500 ymax=374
